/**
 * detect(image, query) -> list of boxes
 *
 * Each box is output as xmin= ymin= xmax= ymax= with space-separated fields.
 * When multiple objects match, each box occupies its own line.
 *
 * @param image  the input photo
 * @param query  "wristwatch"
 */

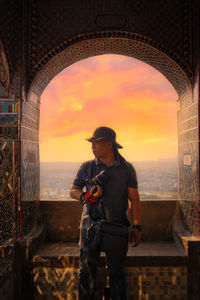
xmin=132 ymin=224 xmax=142 ymax=231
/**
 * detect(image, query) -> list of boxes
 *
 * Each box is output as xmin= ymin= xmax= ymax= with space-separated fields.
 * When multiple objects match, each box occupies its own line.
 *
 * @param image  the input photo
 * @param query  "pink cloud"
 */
xmin=40 ymin=54 xmax=177 ymax=145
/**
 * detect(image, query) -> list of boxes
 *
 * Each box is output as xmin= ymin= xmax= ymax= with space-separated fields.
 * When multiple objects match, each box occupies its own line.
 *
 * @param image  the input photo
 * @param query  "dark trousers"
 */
xmin=78 ymin=237 xmax=128 ymax=300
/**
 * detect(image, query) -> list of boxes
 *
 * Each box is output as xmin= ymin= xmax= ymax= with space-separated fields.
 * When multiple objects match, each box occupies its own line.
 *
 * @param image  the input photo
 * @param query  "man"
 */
xmin=70 ymin=126 xmax=142 ymax=300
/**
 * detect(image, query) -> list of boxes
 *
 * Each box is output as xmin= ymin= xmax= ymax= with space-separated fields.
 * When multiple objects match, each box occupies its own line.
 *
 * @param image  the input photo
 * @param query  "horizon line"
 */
xmin=40 ymin=157 xmax=178 ymax=163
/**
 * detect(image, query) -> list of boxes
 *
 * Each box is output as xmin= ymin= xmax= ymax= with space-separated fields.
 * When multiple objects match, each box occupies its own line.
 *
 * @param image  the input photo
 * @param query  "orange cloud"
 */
xmin=40 ymin=54 xmax=178 ymax=162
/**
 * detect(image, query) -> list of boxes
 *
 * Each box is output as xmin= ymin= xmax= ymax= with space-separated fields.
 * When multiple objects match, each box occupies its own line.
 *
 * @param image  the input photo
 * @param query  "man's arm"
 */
xmin=69 ymin=184 xmax=103 ymax=202
xmin=69 ymin=184 xmax=83 ymax=201
xmin=127 ymin=187 xmax=141 ymax=225
xmin=127 ymin=187 xmax=142 ymax=247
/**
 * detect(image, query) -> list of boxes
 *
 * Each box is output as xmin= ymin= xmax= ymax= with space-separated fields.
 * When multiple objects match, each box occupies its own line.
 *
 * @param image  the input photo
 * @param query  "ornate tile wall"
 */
xmin=27 ymin=0 xmax=192 ymax=84
xmin=0 ymin=97 xmax=20 ymax=243
xmin=21 ymin=99 xmax=40 ymax=236
xmin=26 ymin=31 xmax=199 ymax=238
xmin=28 ymin=34 xmax=191 ymax=100
xmin=126 ymin=266 xmax=187 ymax=300
xmin=177 ymin=82 xmax=200 ymax=235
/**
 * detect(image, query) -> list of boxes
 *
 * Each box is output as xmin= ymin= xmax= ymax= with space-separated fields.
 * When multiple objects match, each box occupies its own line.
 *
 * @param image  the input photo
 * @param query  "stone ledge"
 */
xmin=181 ymin=236 xmax=200 ymax=255
xmin=40 ymin=199 xmax=178 ymax=242
xmin=32 ymin=241 xmax=187 ymax=268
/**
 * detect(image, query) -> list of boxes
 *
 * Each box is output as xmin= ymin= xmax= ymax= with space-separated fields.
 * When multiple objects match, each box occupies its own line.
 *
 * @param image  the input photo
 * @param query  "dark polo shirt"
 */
xmin=72 ymin=155 xmax=138 ymax=248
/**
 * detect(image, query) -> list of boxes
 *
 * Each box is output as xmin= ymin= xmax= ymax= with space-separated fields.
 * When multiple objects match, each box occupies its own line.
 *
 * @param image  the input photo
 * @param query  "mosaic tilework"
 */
xmin=26 ymin=16 xmax=198 ymax=240
xmin=21 ymin=100 xmax=39 ymax=203
xmin=22 ymin=100 xmax=40 ymax=121
xmin=126 ymin=266 xmax=187 ymax=300
xmin=32 ymin=267 xmax=79 ymax=300
xmin=177 ymin=84 xmax=200 ymax=236
xmin=27 ymin=0 xmax=192 ymax=82
xmin=20 ymin=140 xmax=39 ymax=235
xmin=0 ymin=97 xmax=20 ymax=140
xmin=0 ymin=139 xmax=20 ymax=243
xmin=31 ymin=265 xmax=187 ymax=300
xmin=0 ymin=97 xmax=20 ymax=243
xmin=21 ymin=140 xmax=39 ymax=202
xmin=28 ymin=34 xmax=191 ymax=100
xmin=21 ymin=99 xmax=40 ymax=236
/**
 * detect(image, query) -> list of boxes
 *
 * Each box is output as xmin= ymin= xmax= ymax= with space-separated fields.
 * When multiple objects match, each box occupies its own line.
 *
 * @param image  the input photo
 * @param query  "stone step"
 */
xmin=31 ymin=242 xmax=188 ymax=300
xmin=32 ymin=241 xmax=187 ymax=267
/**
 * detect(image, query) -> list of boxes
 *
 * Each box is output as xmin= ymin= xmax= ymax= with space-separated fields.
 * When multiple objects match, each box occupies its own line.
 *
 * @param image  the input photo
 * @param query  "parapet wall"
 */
xmin=40 ymin=199 xmax=178 ymax=242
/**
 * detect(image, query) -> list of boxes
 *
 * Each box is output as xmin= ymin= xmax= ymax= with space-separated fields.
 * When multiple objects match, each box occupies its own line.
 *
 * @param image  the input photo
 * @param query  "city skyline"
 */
xmin=40 ymin=158 xmax=178 ymax=200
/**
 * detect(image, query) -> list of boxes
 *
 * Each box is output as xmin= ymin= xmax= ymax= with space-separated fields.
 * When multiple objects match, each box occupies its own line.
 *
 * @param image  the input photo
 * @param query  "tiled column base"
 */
xmin=126 ymin=266 xmax=187 ymax=300
xmin=32 ymin=267 xmax=106 ymax=300
xmin=32 ymin=265 xmax=187 ymax=300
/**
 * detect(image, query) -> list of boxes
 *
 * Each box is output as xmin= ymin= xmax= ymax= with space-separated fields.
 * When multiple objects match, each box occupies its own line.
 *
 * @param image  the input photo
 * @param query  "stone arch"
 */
xmin=27 ymin=31 xmax=192 ymax=102
xmin=22 ymin=31 xmax=199 ymax=237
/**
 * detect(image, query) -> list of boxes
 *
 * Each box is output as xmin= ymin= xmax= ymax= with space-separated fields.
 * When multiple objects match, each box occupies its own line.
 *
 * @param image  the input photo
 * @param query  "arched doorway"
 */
xmin=20 ymin=32 xmax=199 ymax=239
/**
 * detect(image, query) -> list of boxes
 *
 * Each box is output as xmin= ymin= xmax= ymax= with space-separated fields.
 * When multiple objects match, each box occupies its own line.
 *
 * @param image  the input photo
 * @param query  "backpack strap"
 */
xmin=85 ymin=159 xmax=95 ymax=188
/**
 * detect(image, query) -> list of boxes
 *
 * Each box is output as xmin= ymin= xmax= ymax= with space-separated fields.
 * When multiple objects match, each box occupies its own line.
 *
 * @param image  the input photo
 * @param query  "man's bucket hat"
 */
xmin=86 ymin=126 xmax=123 ymax=149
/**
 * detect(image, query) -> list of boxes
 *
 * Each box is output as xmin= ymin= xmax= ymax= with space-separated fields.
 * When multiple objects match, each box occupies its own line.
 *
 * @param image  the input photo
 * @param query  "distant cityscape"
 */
xmin=40 ymin=157 xmax=178 ymax=200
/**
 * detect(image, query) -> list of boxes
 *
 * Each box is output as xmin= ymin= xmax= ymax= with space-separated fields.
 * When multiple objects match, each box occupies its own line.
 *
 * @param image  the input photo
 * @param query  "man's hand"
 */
xmin=127 ymin=187 xmax=142 ymax=247
xmin=129 ymin=228 xmax=142 ymax=247
xmin=89 ymin=184 xmax=102 ymax=199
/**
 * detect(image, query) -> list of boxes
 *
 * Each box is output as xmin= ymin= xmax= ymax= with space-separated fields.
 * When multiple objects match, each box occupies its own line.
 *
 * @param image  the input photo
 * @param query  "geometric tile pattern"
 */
xmin=0 ymin=98 xmax=20 ymax=243
xmin=32 ymin=267 xmax=79 ymax=300
xmin=26 ymin=33 xmax=198 ymax=239
xmin=28 ymin=0 xmax=192 ymax=87
xmin=32 ymin=265 xmax=187 ymax=300
xmin=21 ymin=99 xmax=40 ymax=236
xmin=0 ymin=97 xmax=19 ymax=140
xmin=25 ymin=19 xmax=197 ymax=241
xmin=177 ymin=83 xmax=200 ymax=236
xmin=21 ymin=114 xmax=39 ymax=131
xmin=21 ymin=141 xmax=39 ymax=202
xmin=0 ymin=100 xmax=19 ymax=242
xmin=0 ymin=97 xmax=18 ymax=113
xmin=21 ymin=126 xmax=39 ymax=142
xmin=28 ymin=35 xmax=191 ymax=100
xmin=0 ymin=139 xmax=20 ymax=243
xmin=0 ymin=114 xmax=18 ymax=126
xmin=126 ymin=266 xmax=187 ymax=300
xmin=0 ymin=126 xmax=18 ymax=139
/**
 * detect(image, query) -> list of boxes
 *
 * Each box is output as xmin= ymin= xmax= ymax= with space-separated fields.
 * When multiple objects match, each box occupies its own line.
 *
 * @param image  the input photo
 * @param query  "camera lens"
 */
xmin=93 ymin=170 xmax=109 ymax=185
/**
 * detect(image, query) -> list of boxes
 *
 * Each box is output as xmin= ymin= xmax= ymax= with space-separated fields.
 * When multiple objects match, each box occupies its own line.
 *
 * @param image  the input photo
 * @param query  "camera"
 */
xmin=85 ymin=170 xmax=109 ymax=197
xmin=85 ymin=170 xmax=109 ymax=220
xmin=86 ymin=170 xmax=109 ymax=187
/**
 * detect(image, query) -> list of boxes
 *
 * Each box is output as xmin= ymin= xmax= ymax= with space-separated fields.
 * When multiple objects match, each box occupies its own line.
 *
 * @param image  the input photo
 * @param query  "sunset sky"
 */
xmin=39 ymin=54 xmax=178 ymax=162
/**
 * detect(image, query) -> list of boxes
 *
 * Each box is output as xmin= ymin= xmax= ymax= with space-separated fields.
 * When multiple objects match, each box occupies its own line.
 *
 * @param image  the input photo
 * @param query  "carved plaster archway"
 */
xmin=21 ymin=32 xmax=199 ymax=238
xmin=27 ymin=32 xmax=192 ymax=101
